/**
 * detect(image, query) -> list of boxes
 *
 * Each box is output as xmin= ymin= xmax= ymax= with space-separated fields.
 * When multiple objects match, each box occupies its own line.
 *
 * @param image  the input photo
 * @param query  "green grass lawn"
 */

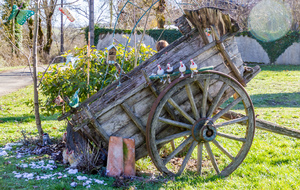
xmin=0 ymin=65 xmax=300 ymax=189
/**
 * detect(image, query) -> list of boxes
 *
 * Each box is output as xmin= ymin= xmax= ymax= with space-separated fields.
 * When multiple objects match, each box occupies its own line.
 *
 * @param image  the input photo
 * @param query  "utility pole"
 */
xmin=60 ymin=0 xmax=64 ymax=62
xmin=89 ymin=0 xmax=94 ymax=47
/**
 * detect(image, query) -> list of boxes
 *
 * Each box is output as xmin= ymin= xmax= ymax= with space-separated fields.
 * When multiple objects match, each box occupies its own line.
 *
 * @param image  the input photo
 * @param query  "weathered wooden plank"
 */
xmin=211 ymin=25 xmax=246 ymax=86
xmin=92 ymin=59 xmax=241 ymax=142
xmin=83 ymin=107 xmax=110 ymax=141
xmin=174 ymin=15 xmax=192 ymax=35
xmin=98 ymin=106 xmax=132 ymax=136
xmin=72 ymin=32 xmax=237 ymax=123
xmin=119 ymin=65 xmax=260 ymax=159
xmin=105 ymin=64 xmax=245 ymax=148
xmin=73 ymin=120 xmax=89 ymax=132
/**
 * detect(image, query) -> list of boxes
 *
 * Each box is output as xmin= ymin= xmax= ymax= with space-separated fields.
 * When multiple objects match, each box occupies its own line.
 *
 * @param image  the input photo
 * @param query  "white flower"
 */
xmin=15 ymin=174 xmax=22 ymax=178
xmin=77 ymin=176 xmax=88 ymax=180
xmin=70 ymin=182 xmax=77 ymax=187
xmin=68 ymin=169 xmax=78 ymax=174
xmin=0 ymin=150 xmax=8 ymax=156
xmin=21 ymin=164 xmax=28 ymax=168
xmin=94 ymin=179 xmax=104 ymax=184
xmin=3 ymin=145 xmax=12 ymax=150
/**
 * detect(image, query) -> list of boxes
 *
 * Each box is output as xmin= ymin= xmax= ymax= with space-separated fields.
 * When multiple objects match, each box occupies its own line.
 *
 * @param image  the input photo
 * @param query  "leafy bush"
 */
xmin=39 ymin=42 xmax=156 ymax=116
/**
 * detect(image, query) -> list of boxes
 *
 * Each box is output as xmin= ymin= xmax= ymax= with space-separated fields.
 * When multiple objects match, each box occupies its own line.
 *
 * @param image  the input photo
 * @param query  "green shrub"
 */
xmin=39 ymin=42 xmax=156 ymax=116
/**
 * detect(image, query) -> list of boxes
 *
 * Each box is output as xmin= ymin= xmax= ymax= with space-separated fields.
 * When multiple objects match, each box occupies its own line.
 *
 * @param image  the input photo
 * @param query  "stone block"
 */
xmin=123 ymin=138 xmax=136 ymax=177
xmin=106 ymin=136 xmax=123 ymax=177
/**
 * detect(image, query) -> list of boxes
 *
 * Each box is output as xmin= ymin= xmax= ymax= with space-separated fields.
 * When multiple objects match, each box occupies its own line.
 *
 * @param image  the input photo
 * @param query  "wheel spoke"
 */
xmin=156 ymin=131 xmax=192 ymax=145
xmin=195 ymin=81 xmax=213 ymax=102
xmin=185 ymin=84 xmax=200 ymax=120
xmin=204 ymin=142 xmax=220 ymax=174
xmin=207 ymin=83 xmax=229 ymax=118
xmin=212 ymin=97 xmax=242 ymax=122
xmin=178 ymin=141 xmax=198 ymax=175
xmin=201 ymin=78 xmax=210 ymax=118
xmin=217 ymin=132 xmax=246 ymax=142
xmin=163 ymin=136 xmax=194 ymax=165
xmin=158 ymin=117 xmax=192 ymax=129
xmin=212 ymin=139 xmax=235 ymax=161
xmin=214 ymin=116 xmax=249 ymax=128
xmin=168 ymin=98 xmax=196 ymax=124
xmin=197 ymin=142 xmax=203 ymax=175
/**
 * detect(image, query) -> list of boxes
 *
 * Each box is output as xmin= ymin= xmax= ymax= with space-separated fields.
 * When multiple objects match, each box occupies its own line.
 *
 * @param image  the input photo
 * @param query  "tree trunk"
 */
xmin=44 ymin=15 xmax=53 ymax=54
xmin=60 ymin=0 xmax=64 ymax=62
xmin=28 ymin=18 xmax=34 ymax=47
xmin=38 ymin=16 xmax=44 ymax=54
xmin=109 ymin=0 xmax=113 ymax=28
xmin=89 ymin=0 xmax=94 ymax=47
xmin=33 ymin=1 xmax=44 ymax=140
xmin=10 ymin=0 xmax=15 ymax=56
xmin=156 ymin=0 xmax=166 ymax=29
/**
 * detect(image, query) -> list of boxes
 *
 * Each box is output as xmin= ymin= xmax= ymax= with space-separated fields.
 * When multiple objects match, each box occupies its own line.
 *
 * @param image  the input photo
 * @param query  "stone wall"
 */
xmin=236 ymin=36 xmax=300 ymax=65
xmin=97 ymin=34 xmax=300 ymax=65
xmin=235 ymin=36 xmax=270 ymax=64
xmin=97 ymin=33 xmax=157 ymax=51
xmin=276 ymin=42 xmax=300 ymax=65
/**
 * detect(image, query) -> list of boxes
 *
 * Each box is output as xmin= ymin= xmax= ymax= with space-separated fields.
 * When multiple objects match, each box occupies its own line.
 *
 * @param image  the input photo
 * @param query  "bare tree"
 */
xmin=41 ymin=0 xmax=58 ymax=55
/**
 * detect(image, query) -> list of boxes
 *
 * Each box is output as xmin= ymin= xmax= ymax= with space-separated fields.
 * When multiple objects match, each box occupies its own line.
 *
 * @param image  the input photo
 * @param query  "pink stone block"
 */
xmin=106 ymin=136 xmax=123 ymax=177
xmin=123 ymin=138 xmax=136 ymax=177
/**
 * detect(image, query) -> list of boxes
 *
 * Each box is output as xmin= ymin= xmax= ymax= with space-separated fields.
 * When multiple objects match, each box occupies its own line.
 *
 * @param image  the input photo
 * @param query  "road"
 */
xmin=0 ymin=66 xmax=46 ymax=97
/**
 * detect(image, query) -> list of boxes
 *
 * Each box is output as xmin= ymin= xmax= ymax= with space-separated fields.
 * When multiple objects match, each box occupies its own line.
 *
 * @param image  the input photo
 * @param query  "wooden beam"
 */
xmin=210 ymin=25 xmax=246 ymax=86
xmin=121 ymin=102 xmax=146 ymax=135
xmin=73 ymin=120 xmax=89 ymax=132
xmin=83 ymin=107 xmax=110 ymax=141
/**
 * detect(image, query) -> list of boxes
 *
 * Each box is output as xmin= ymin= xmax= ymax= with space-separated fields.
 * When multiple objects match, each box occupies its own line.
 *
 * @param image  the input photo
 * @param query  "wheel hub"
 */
xmin=192 ymin=118 xmax=217 ymax=142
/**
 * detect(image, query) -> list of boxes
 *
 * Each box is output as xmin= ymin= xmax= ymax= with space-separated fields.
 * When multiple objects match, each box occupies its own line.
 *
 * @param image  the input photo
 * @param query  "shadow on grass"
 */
xmin=250 ymin=92 xmax=300 ymax=108
xmin=0 ymin=113 xmax=61 ymax=124
xmin=228 ymin=92 xmax=300 ymax=110
xmin=133 ymin=172 xmax=224 ymax=190
xmin=249 ymin=64 xmax=300 ymax=71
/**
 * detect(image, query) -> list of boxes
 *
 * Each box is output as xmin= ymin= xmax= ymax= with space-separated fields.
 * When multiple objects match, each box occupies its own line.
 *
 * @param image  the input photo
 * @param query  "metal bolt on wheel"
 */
xmin=146 ymin=71 xmax=255 ymax=177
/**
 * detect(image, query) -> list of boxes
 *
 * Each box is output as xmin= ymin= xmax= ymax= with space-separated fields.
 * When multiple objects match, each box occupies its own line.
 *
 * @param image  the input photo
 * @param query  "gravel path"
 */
xmin=0 ymin=66 xmax=46 ymax=97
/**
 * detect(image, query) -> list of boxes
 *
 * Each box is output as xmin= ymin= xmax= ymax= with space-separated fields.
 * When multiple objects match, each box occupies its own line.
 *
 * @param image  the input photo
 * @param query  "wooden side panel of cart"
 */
xmin=67 ymin=34 xmax=258 ymax=160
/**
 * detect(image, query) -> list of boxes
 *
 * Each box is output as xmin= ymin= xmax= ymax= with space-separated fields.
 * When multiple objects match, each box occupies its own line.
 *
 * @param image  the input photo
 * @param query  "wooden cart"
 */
xmin=59 ymin=7 xmax=263 ymax=177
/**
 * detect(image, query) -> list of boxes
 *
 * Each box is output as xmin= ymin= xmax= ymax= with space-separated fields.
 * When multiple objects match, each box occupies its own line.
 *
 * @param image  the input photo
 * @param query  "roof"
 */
xmin=107 ymin=44 xmax=116 ymax=50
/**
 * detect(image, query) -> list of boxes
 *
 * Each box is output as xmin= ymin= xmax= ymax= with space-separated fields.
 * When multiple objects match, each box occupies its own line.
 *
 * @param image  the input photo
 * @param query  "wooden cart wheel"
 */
xmin=146 ymin=70 xmax=255 ymax=177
